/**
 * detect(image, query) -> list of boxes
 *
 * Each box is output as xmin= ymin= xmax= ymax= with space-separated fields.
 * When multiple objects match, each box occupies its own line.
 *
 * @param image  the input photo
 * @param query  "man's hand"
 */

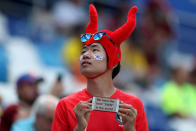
xmin=118 ymin=101 xmax=137 ymax=131
xmin=74 ymin=98 xmax=92 ymax=131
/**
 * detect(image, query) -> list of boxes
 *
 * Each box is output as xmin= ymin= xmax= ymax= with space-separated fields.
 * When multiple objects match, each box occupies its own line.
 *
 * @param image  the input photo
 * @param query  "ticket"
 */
xmin=92 ymin=97 xmax=120 ymax=112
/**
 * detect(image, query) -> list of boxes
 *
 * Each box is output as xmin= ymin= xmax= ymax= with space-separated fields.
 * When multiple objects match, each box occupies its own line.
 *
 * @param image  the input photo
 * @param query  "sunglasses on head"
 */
xmin=80 ymin=32 xmax=120 ymax=58
xmin=80 ymin=32 xmax=112 ymax=42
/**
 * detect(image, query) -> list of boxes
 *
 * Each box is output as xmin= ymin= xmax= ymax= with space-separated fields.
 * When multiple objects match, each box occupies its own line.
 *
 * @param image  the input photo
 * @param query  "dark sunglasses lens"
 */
xmin=94 ymin=32 xmax=104 ymax=40
xmin=81 ymin=34 xmax=91 ymax=42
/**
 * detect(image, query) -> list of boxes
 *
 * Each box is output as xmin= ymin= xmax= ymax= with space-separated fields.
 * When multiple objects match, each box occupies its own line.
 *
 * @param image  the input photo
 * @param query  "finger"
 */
xmin=86 ymin=105 xmax=92 ymax=109
xmin=83 ymin=101 xmax=92 ymax=106
xmin=88 ymin=103 xmax=92 ymax=106
xmin=81 ymin=103 xmax=92 ymax=110
xmin=118 ymin=112 xmax=127 ymax=118
xmin=119 ymin=104 xmax=137 ymax=115
xmin=120 ymin=100 xmax=124 ymax=104
xmin=118 ymin=112 xmax=129 ymax=123
xmin=82 ymin=101 xmax=92 ymax=108
xmin=83 ymin=108 xmax=92 ymax=113
xmin=74 ymin=105 xmax=92 ymax=116
xmin=77 ymin=102 xmax=91 ymax=110
xmin=119 ymin=108 xmax=131 ymax=114
xmin=119 ymin=108 xmax=137 ymax=117
xmin=119 ymin=103 xmax=133 ymax=109
xmin=87 ymin=98 xmax=92 ymax=103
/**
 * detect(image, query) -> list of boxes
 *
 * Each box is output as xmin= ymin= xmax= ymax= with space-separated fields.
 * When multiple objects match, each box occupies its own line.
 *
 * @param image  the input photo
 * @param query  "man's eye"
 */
xmin=81 ymin=51 xmax=86 ymax=54
xmin=93 ymin=49 xmax=99 ymax=52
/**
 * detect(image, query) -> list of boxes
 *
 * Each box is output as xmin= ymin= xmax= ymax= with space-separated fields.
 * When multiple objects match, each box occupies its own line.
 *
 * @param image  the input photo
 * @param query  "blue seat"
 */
xmin=168 ymin=0 xmax=196 ymax=55
xmin=145 ymin=104 xmax=175 ymax=131
xmin=0 ymin=44 xmax=8 ymax=83
xmin=35 ymin=37 xmax=66 ymax=68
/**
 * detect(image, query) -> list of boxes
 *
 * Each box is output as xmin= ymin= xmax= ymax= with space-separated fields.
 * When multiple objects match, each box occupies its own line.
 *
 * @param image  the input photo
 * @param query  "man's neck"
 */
xmin=86 ymin=72 xmax=116 ymax=97
xmin=19 ymin=101 xmax=32 ymax=108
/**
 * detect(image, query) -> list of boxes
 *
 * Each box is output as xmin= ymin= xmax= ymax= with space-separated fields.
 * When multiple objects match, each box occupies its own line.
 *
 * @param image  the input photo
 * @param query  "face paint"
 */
xmin=80 ymin=55 xmax=83 ymax=61
xmin=94 ymin=55 xmax=103 ymax=60
xmin=80 ymin=55 xmax=103 ymax=61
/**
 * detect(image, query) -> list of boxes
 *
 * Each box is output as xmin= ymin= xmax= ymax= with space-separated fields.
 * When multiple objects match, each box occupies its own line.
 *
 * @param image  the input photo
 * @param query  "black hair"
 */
xmin=112 ymin=63 xmax=121 ymax=79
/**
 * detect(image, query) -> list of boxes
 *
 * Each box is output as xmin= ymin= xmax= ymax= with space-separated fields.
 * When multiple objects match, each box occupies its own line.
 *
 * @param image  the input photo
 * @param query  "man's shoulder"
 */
xmin=117 ymin=89 xmax=140 ymax=100
xmin=116 ymin=89 xmax=144 ymax=107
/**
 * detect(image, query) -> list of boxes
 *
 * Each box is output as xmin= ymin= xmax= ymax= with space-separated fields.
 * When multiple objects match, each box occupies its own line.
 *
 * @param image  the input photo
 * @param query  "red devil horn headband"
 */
xmin=111 ymin=6 xmax=137 ymax=46
xmin=85 ymin=4 xmax=137 ymax=47
xmin=85 ymin=4 xmax=98 ymax=34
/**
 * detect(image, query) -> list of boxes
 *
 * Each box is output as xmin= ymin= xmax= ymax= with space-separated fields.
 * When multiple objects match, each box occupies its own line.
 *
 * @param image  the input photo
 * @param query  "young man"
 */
xmin=52 ymin=4 xmax=148 ymax=131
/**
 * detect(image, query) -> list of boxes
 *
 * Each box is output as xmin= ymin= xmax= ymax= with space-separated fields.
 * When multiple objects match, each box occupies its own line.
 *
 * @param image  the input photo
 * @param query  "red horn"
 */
xmin=111 ymin=6 xmax=138 ymax=45
xmin=85 ymin=4 xmax=98 ymax=34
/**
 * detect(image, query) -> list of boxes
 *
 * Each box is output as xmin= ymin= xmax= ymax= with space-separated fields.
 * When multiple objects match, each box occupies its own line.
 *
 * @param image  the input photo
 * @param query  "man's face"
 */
xmin=80 ymin=43 xmax=107 ymax=78
xmin=18 ymin=82 xmax=38 ymax=105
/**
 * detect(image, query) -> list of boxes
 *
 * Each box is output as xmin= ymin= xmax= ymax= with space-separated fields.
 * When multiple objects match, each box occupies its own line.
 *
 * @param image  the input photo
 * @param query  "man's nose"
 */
xmin=83 ymin=50 xmax=93 ymax=59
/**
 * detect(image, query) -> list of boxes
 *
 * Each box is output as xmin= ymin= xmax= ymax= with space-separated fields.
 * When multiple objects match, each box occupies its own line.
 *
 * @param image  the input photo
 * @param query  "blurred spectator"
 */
xmin=162 ymin=65 xmax=196 ymax=117
xmin=52 ymin=0 xmax=87 ymax=35
xmin=11 ymin=95 xmax=59 ymax=131
xmin=0 ymin=73 xmax=43 ymax=130
xmin=15 ymin=73 xmax=43 ymax=119
xmin=140 ymin=0 xmax=175 ymax=78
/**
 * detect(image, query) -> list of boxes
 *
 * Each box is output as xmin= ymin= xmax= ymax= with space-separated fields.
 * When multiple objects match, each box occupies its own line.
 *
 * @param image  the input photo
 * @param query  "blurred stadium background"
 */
xmin=0 ymin=0 xmax=196 ymax=131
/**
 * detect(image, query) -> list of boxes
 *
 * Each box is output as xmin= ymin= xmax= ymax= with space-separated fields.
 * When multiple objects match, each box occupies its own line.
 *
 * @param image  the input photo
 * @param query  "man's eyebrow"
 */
xmin=91 ymin=44 xmax=99 ymax=48
xmin=82 ymin=44 xmax=99 ymax=50
xmin=82 ymin=46 xmax=87 ymax=50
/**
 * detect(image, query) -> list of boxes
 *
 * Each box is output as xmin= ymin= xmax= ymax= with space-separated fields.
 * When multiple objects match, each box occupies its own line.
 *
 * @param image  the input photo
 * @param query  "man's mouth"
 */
xmin=81 ymin=61 xmax=92 ymax=66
